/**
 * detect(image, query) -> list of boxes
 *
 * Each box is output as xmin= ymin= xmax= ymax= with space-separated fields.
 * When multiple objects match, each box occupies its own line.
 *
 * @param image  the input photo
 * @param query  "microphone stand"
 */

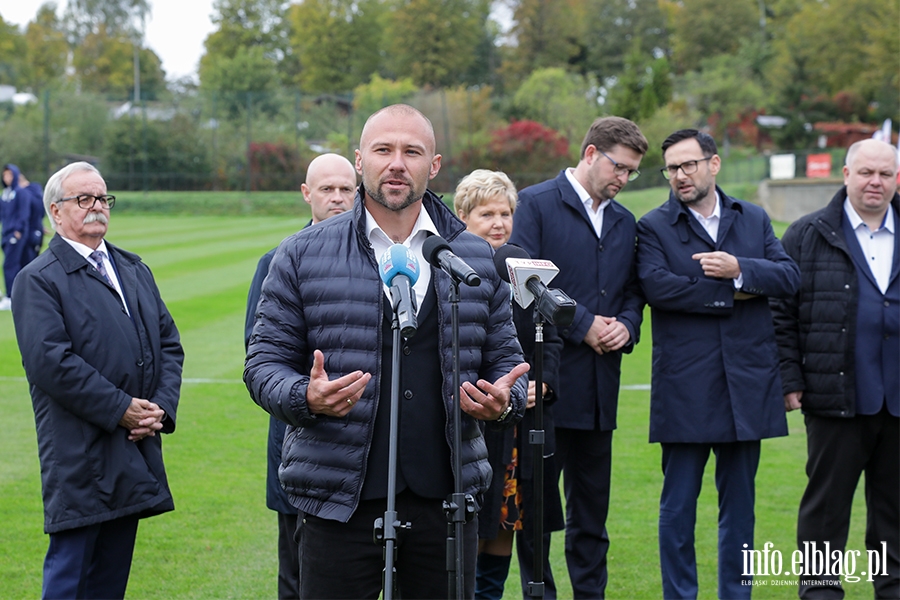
xmin=374 ymin=300 xmax=412 ymax=600
xmin=444 ymin=279 xmax=475 ymax=600
xmin=526 ymin=310 xmax=546 ymax=599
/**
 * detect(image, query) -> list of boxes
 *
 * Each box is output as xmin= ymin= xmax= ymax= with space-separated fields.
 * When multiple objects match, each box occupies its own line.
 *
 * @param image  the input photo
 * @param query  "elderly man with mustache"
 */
xmin=11 ymin=161 xmax=184 ymax=600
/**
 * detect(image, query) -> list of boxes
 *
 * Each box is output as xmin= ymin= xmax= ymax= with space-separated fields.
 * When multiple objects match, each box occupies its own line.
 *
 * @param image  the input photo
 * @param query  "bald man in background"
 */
xmin=244 ymin=152 xmax=356 ymax=599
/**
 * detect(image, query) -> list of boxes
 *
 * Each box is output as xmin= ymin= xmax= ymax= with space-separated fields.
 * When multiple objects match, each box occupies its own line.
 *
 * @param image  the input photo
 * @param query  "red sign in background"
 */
xmin=806 ymin=154 xmax=832 ymax=178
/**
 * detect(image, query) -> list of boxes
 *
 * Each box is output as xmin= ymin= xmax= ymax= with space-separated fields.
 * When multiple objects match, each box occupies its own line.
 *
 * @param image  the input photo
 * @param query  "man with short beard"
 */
xmin=245 ymin=104 xmax=529 ymax=599
xmin=12 ymin=161 xmax=183 ymax=599
xmin=508 ymin=116 xmax=647 ymax=599
xmin=635 ymin=129 xmax=799 ymax=599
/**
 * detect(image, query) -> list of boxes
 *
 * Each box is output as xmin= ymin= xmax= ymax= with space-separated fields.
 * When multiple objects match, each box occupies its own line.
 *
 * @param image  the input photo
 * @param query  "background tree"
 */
xmin=286 ymin=0 xmax=385 ymax=93
xmin=663 ymin=0 xmax=759 ymax=73
xmin=0 ymin=16 xmax=27 ymax=87
xmin=385 ymin=0 xmax=486 ymax=88
xmin=768 ymin=0 xmax=899 ymax=123
xmin=607 ymin=41 xmax=672 ymax=122
xmin=679 ymin=50 xmax=766 ymax=144
xmin=63 ymin=0 xmax=149 ymax=43
xmin=73 ymin=26 xmax=166 ymax=99
xmin=199 ymin=0 xmax=290 ymax=88
xmin=24 ymin=5 xmax=69 ymax=91
xmin=510 ymin=67 xmax=597 ymax=142
xmin=583 ymin=0 xmax=670 ymax=81
xmin=499 ymin=0 xmax=586 ymax=86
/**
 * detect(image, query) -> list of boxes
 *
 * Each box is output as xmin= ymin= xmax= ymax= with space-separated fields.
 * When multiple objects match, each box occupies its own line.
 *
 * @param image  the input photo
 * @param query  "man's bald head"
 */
xmin=843 ymin=138 xmax=898 ymax=223
xmin=359 ymin=104 xmax=436 ymax=156
xmin=302 ymin=153 xmax=357 ymax=223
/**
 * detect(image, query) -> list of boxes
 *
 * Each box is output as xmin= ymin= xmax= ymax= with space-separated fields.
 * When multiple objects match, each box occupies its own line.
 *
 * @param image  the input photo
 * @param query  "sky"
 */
xmin=3 ymin=0 xmax=217 ymax=81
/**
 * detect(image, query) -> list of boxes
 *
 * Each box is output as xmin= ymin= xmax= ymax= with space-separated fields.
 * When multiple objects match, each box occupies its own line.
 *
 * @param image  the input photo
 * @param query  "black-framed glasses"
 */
xmin=58 ymin=194 xmax=116 ymax=209
xmin=599 ymin=150 xmax=641 ymax=182
xmin=661 ymin=157 xmax=713 ymax=180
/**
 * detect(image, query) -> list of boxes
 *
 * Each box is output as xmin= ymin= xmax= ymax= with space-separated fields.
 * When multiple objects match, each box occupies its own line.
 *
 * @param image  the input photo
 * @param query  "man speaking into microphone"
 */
xmin=245 ymin=104 xmax=529 ymax=599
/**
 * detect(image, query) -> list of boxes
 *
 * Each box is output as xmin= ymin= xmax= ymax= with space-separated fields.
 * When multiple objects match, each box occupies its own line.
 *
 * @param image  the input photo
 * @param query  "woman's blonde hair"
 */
xmin=453 ymin=169 xmax=517 ymax=217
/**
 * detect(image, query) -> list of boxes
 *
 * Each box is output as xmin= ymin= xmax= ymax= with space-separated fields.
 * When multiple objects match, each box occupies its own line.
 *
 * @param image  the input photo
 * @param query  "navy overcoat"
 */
xmin=509 ymin=170 xmax=644 ymax=431
xmin=13 ymin=234 xmax=183 ymax=533
xmin=636 ymin=189 xmax=799 ymax=443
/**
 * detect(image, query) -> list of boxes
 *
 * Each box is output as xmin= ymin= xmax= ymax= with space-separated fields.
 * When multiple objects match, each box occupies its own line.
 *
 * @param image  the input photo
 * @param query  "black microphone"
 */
xmin=493 ymin=244 xmax=576 ymax=327
xmin=422 ymin=235 xmax=481 ymax=287
xmin=379 ymin=244 xmax=420 ymax=338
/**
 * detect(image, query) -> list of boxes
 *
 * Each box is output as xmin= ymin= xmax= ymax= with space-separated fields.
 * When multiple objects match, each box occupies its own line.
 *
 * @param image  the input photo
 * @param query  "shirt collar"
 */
xmin=566 ymin=168 xmax=610 ymax=214
xmin=687 ymin=192 xmax=722 ymax=223
xmin=365 ymin=201 xmax=439 ymax=246
xmin=843 ymin=198 xmax=895 ymax=233
xmin=59 ymin=235 xmax=110 ymax=261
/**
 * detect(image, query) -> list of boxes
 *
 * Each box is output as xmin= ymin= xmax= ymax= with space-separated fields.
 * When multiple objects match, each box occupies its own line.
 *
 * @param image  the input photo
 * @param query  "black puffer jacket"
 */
xmin=771 ymin=187 xmax=900 ymax=417
xmin=244 ymin=188 xmax=527 ymax=523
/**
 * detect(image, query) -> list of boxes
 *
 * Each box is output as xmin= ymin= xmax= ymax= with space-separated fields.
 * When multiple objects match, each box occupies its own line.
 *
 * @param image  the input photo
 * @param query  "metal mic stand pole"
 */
xmin=374 ymin=309 xmax=410 ymax=600
xmin=526 ymin=311 xmax=546 ymax=599
xmin=444 ymin=279 xmax=473 ymax=600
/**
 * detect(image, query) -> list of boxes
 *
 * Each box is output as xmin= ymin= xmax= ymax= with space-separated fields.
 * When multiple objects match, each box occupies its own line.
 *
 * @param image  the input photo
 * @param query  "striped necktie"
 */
xmin=89 ymin=250 xmax=113 ymax=286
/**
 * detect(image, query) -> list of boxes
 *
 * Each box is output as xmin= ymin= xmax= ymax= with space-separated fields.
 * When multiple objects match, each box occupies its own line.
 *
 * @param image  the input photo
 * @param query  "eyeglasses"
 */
xmin=58 ymin=194 xmax=116 ymax=209
xmin=599 ymin=150 xmax=641 ymax=182
xmin=661 ymin=157 xmax=713 ymax=180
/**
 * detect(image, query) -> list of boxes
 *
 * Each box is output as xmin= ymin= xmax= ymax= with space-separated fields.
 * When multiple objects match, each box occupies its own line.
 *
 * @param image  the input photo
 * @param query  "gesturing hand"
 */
xmin=692 ymin=251 xmax=741 ymax=279
xmin=306 ymin=349 xmax=372 ymax=417
xmin=460 ymin=362 xmax=530 ymax=421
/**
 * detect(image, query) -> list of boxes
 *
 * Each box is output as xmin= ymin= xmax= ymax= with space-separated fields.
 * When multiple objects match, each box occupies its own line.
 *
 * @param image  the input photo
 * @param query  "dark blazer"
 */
xmin=508 ymin=170 xmax=644 ymax=431
xmin=636 ymin=188 xmax=799 ymax=443
xmin=12 ymin=234 xmax=183 ymax=533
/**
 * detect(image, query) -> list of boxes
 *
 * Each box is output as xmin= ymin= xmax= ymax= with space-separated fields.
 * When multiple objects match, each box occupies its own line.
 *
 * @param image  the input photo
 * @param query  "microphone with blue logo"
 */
xmin=379 ymin=244 xmax=420 ymax=338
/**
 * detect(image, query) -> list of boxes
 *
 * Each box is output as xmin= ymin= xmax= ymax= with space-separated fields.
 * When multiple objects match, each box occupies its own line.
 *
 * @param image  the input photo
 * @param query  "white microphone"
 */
xmin=379 ymin=244 xmax=420 ymax=338
xmin=493 ymin=244 xmax=576 ymax=327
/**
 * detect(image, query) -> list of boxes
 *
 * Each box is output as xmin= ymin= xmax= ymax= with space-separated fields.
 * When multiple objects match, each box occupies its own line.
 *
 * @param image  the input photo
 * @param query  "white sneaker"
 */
xmin=0 ymin=296 xmax=11 ymax=311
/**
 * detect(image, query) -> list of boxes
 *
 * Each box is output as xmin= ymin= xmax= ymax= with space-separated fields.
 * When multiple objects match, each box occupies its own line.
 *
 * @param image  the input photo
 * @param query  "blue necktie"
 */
xmin=89 ymin=250 xmax=113 ymax=286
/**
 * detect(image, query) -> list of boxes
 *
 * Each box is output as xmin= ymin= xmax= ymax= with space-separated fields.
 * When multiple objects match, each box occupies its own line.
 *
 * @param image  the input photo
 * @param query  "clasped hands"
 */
xmin=119 ymin=398 xmax=166 ymax=442
xmin=585 ymin=315 xmax=630 ymax=355
xmin=306 ymin=348 xmax=530 ymax=421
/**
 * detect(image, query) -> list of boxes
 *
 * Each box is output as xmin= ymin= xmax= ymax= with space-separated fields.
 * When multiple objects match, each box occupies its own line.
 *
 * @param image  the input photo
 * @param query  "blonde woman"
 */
xmin=455 ymin=170 xmax=565 ymax=599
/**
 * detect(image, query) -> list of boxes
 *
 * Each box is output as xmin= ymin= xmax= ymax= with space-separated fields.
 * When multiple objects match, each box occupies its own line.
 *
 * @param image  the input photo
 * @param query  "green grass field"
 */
xmin=0 ymin=187 xmax=872 ymax=598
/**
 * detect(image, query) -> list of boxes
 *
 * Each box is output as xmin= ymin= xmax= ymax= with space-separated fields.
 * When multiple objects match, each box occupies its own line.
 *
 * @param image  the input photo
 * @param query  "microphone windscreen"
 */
xmin=492 ymin=244 xmax=531 ymax=283
xmin=422 ymin=235 xmax=452 ymax=267
xmin=379 ymin=244 xmax=420 ymax=286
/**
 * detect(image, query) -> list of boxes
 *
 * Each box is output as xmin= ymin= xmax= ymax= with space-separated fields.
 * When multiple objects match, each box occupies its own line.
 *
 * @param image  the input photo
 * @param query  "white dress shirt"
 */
xmin=365 ymin=204 xmax=439 ymax=313
xmin=566 ymin=168 xmax=609 ymax=238
xmin=60 ymin=236 xmax=130 ymax=314
xmin=844 ymin=198 xmax=895 ymax=294
xmin=688 ymin=194 xmax=744 ymax=289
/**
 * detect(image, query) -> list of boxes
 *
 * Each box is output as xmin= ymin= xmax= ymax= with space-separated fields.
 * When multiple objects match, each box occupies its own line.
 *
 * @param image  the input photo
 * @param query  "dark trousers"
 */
xmin=3 ymin=237 xmax=24 ymax=297
xmin=554 ymin=427 xmax=613 ymax=599
xmin=658 ymin=441 xmax=760 ymax=600
xmin=798 ymin=410 xmax=899 ymax=599
xmin=278 ymin=511 xmax=300 ymax=599
xmin=42 ymin=515 xmax=140 ymax=600
xmin=299 ymin=489 xmax=477 ymax=599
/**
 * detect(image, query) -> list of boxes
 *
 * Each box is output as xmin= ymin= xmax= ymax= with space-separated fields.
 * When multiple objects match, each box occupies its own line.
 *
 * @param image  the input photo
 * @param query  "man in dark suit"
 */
xmin=12 ymin=161 xmax=183 ymax=599
xmin=771 ymin=138 xmax=899 ymax=599
xmin=636 ymin=129 xmax=800 ymax=599
xmin=244 ymin=152 xmax=356 ymax=600
xmin=508 ymin=116 xmax=648 ymax=598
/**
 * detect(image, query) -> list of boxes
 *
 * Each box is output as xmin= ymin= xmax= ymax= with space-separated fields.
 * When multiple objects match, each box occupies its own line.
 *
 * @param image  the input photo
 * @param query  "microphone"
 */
xmin=379 ymin=244 xmax=420 ymax=338
xmin=422 ymin=235 xmax=481 ymax=287
xmin=493 ymin=244 xmax=576 ymax=327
